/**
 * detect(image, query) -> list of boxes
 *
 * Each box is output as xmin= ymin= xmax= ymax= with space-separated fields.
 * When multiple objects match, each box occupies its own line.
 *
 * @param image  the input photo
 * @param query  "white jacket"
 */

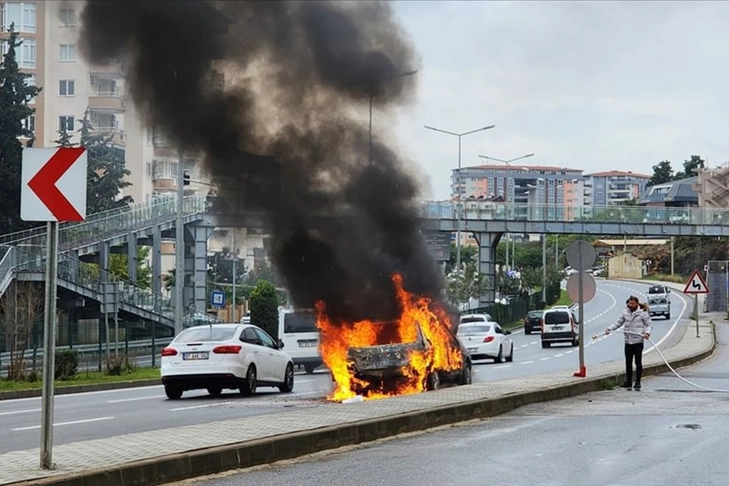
xmin=608 ymin=307 xmax=653 ymax=344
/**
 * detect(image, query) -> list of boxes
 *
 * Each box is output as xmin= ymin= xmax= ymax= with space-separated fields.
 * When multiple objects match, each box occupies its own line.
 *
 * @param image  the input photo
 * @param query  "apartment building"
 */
xmin=584 ymin=170 xmax=650 ymax=206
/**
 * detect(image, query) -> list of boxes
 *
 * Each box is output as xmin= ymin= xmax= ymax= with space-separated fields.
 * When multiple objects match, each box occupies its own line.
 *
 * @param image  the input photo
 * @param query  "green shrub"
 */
xmin=106 ymin=354 xmax=134 ymax=376
xmin=55 ymin=350 xmax=79 ymax=380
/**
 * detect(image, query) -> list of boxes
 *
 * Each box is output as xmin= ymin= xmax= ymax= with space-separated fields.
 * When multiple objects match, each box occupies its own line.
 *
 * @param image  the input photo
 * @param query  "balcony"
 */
xmin=88 ymin=90 xmax=125 ymax=112
xmin=89 ymin=61 xmax=123 ymax=79
xmin=94 ymin=126 xmax=125 ymax=146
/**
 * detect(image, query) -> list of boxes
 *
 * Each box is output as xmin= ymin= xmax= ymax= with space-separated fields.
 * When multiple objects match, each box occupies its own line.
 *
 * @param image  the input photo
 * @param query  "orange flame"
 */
xmin=316 ymin=274 xmax=463 ymax=402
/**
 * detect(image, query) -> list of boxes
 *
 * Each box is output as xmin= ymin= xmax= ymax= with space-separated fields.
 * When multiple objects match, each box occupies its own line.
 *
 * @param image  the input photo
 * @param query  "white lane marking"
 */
xmin=493 ymin=365 xmax=512 ymax=370
xmin=555 ymin=354 xmax=564 ymax=357
xmin=108 ymin=396 xmax=164 ymax=404
xmin=521 ymin=361 xmax=535 ymax=365
xmin=565 ymin=350 xmax=573 ymax=354
xmin=530 ymin=341 xmax=538 ymax=345
xmin=12 ymin=416 xmax=114 ymax=431
xmin=295 ymin=379 xmax=315 ymax=384
xmin=519 ymin=344 xmax=529 ymax=348
xmin=170 ymin=402 xmax=234 ymax=412
xmin=539 ymin=357 xmax=550 ymax=361
xmin=0 ymin=408 xmax=40 ymax=416
xmin=0 ymin=386 xmax=164 ymax=404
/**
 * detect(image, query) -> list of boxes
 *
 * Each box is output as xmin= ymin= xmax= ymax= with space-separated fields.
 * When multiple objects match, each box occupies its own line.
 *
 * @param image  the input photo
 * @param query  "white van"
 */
xmin=278 ymin=308 xmax=323 ymax=374
xmin=540 ymin=307 xmax=579 ymax=348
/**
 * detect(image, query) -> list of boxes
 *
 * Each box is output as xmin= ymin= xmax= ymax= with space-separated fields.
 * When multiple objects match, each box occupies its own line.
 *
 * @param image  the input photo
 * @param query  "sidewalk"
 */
xmin=0 ymin=312 xmax=716 ymax=486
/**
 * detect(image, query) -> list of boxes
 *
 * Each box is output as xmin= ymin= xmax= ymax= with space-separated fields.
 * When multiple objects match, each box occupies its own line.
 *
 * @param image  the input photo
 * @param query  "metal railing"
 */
xmin=421 ymin=201 xmax=729 ymax=225
xmin=0 ymin=246 xmax=15 ymax=296
xmin=0 ymin=194 xmax=207 ymax=250
xmin=14 ymin=246 xmax=218 ymax=328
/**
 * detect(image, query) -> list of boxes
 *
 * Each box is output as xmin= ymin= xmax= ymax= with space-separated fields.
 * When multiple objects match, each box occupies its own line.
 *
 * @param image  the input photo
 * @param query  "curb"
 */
xmin=0 ymin=379 xmax=160 ymax=401
xmin=8 ymin=328 xmax=716 ymax=486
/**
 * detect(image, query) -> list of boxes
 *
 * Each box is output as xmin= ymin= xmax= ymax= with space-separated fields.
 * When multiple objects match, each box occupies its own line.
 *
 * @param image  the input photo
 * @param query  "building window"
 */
xmin=59 ymin=8 xmax=75 ymax=26
xmin=1 ymin=2 xmax=35 ymax=33
xmin=59 ymin=79 xmax=75 ymax=96
xmin=59 ymin=116 xmax=74 ymax=132
xmin=59 ymin=44 xmax=76 ymax=62
xmin=7 ymin=37 xmax=36 ymax=68
xmin=26 ymin=73 xmax=35 ymax=103
xmin=22 ymin=114 xmax=35 ymax=132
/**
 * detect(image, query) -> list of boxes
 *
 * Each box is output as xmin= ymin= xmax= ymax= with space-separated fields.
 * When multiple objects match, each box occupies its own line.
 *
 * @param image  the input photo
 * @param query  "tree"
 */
xmin=163 ymin=269 xmax=175 ymax=291
xmin=249 ymin=280 xmax=279 ymax=339
xmin=0 ymin=282 xmax=44 ymax=380
xmin=78 ymin=110 xmax=133 ymax=214
xmin=445 ymin=262 xmax=486 ymax=310
xmin=648 ymin=160 xmax=674 ymax=187
xmin=109 ymin=247 xmax=152 ymax=288
xmin=447 ymin=243 xmax=478 ymax=273
xmin=674 ymin=155 xmax=705 ymax=181
xmin=0 ymin=24 xmax=42 ymax=234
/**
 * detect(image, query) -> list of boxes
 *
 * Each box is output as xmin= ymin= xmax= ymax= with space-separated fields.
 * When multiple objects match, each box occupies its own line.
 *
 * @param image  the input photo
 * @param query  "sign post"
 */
xmin=21 ymin=147 xmax=87 ymax=469
xmin=565 ymin=240 xmax=596 ymax=378
xmin=683 ymin=269 xmax=710 ymax=338
xmin=211 ymin=290 xmax=226 ymax=319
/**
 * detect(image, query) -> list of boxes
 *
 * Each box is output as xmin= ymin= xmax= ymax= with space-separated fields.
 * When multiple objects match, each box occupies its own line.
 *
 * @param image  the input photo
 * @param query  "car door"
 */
xmin=254 ymin=328 xmax=287 ymax=382
xmin=494 ymin=324 xmax=511 ymax=351
xmin=240 ymin=327 xmax=270 ymax=381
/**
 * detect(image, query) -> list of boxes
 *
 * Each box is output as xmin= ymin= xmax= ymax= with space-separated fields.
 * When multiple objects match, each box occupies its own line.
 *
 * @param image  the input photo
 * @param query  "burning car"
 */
xmin=317 ymin=274 xmax=469 ymax=402
xmin=345 ymin=322 xmax=472 ymax=396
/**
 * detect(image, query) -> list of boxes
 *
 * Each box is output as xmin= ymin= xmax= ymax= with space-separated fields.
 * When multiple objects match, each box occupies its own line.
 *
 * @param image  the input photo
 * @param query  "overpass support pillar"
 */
xmin=474 ymin=232 xmax=502 ymax=307
xmin=151 ymin=225 xmax=162 ymax=311
xmin=127 ymin=232 xmax=138 ymax=284
xmin=99 ymin=241 xmax=110 ymax=284
xmin=184 ymin=224 xmax=213 ymax=316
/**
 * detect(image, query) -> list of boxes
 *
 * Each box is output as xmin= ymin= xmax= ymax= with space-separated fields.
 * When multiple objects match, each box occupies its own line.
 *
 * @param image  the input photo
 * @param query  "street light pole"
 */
xmin=542 ymin=234 xmax=547 ymax=304
xmin=478 ymin=153 xmax=534 ymax=273
xmin=369 ymin=70 xmax=418 ymax=165
xmin=424 ymin=124 xmax=496 ymax=279
xmin=175 ymin=150 xmax=184 ymax=335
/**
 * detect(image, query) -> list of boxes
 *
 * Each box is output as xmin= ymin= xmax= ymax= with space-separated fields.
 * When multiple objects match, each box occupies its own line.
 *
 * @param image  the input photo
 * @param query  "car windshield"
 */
xmin=649 ymin=298 xmax=667 ymax=305
xmin=175 ymin=327 xmax=237 ymax=343
xmin=461 ymin=316 xmax=488 ymax=324
xmin=528 ymin=311 xmax=543 ymax=318
xmin=283 ymin=312 xmax=318 ymax=333
xmin=544 ymin=312 xmax=570 ymax=325
xmin=458 ymin=325 xmax=492 ymax=334
xmin=648 ymin=286 xmax=665 ymax=294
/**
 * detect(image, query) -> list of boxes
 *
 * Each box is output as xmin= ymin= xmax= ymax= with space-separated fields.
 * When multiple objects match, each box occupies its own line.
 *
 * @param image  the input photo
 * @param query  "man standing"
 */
xmin=605 ymin=296 xmax=653 ymax=390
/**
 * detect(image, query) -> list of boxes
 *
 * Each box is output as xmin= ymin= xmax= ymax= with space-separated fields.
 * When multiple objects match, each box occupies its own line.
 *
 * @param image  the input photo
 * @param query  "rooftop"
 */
xmin=586 ymin=170 xmax=651 ymax=179
xmin=460 ymin=164 xmax=583 ymax=172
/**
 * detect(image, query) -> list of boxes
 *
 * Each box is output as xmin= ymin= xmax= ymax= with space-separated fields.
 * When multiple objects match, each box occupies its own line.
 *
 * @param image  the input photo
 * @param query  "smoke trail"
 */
xmin=80 ymin=0 xmax=443 ymax=323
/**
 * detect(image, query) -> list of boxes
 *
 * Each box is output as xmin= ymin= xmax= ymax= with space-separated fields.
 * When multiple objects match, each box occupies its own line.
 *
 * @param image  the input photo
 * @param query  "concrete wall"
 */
xmin=607 ymin=253 xmax=644 ymax=279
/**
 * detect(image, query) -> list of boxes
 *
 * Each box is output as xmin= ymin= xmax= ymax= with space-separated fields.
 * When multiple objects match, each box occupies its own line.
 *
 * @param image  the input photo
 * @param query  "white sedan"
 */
xmin=457 ymin=322 xmax=514 ymax=363
xmin=161 ymin=323 xmax=295 ymax=400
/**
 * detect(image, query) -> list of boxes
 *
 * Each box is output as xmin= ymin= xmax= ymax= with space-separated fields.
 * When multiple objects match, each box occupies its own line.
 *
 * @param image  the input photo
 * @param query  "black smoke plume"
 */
xmin=80 ymin=0 xmax=444 ymax=323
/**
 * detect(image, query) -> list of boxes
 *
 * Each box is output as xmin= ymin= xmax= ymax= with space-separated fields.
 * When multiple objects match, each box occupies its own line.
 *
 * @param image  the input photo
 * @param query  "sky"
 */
xmin=388 ymin=1 xmax=729 ymax=200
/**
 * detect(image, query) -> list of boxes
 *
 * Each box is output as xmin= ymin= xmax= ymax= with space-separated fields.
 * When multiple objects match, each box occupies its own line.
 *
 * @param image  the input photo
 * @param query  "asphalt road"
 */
xmin=178 ymin=305 xmax=728 ymax=486
xmin=0 ymin=279 xmax=691 ymax=454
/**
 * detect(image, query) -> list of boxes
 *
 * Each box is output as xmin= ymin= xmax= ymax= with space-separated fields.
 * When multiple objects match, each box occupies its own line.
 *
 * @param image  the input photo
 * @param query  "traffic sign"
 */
xmin=211 ymin=290 xmax=226 ymax=307
xmin=566 ymin=273 xmax=596 ymax=303
xmin=21 ymin=148 xmax=87 ymax=222
xmin=683 ymin=269 xmax=710 ymax=294
xmin=566 ymin=240 xmax=595 ymax=271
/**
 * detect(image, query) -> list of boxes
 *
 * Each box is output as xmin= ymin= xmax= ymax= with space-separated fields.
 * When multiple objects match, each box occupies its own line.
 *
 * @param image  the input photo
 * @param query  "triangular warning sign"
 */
xmin=683 ymin=269 xmax=710 ymax=294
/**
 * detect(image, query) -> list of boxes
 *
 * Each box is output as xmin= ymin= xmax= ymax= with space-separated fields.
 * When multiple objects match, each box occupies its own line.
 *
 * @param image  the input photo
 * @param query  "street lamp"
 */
xmin=369 ymin=70 xmax=418 ymax=165
xmin=424 ymin=124 xmax=496 ymax=278
xmin=478 ymin=153 xmax=534 ymax=270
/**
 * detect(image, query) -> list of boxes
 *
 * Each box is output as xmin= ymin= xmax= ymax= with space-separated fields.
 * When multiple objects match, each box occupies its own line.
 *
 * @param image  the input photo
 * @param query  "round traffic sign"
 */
xmin=566 ymin=240 xmax=596 ymax=272
xmin=566 ymin=273 xmax=597 ymax=303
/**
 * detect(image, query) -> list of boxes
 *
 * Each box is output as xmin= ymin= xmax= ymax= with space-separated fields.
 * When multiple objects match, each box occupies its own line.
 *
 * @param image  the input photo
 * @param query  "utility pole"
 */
xmin=232 ymin=230 xmax=237 ymax=322
xmin=541 ymin=234 xmax=547 ymax=304
xmin=175 ymin=150 xmax=184 ymax=334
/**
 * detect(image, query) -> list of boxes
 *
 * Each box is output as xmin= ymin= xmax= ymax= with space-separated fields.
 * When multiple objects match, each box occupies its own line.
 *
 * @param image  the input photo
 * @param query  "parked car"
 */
xmin=345 ymin=322 xmax=472 ymax=395
xmin=523 ymin=310 xmax=543 ymax=335
xmin=161 ymin=323 xmax=295 ymax=400
xmin=457 ymin=321 xmax=514 ymax=363
xmin=540 ymin=308 xmax=579 ymax=348
xmin=648 ymin=296 xmax=671 ymax=320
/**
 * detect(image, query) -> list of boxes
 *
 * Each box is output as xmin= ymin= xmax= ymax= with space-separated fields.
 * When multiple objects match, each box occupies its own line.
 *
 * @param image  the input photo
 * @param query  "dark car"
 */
xmin=523 ymin=310 xmax=543 ymax=335
xmin=345 ymin=322 xmax=472 ymax=396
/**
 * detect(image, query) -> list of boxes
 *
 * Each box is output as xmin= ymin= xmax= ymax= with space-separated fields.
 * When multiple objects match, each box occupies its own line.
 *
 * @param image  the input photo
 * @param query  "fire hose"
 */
xmin=591 ymin=329 xmax=729 ymax=393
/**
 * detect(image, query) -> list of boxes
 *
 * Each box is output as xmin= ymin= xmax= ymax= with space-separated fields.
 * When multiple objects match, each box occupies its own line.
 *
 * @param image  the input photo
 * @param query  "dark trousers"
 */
xmin=625 ymin=342 xmax=644 ymax=384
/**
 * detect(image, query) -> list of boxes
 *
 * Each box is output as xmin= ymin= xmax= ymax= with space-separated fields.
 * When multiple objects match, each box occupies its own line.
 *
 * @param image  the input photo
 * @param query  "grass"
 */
xmin=553 ymin=290 xmax=573 ymax=307
xmin=642 ymin=273 xmax=686 ymax=284
xmin=0 ymin=367 xmax=160 ymax=392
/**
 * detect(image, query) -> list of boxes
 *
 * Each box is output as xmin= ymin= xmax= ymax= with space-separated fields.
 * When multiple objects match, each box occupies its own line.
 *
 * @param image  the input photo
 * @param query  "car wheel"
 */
xmin=304 ymin=364 xmax=316 ymax=374
xmin=207 ymin=386 xmax=222 ymax=397
xmin=667 ymin=314 xmax=671 ymax=320
xmin=459 ymin=361 xmax=472 ymax=385
xmin=426 ymin=370 xmax=440 ymax=391
xmin=493 ymin=345 xmax=503 ymax=363
xmin=541 ymin=341 xmax=550 ymax=349
xmin=239 ymin=365 xmax=257 ymax=396
xmin=505 ymin=344 xmax=514 ymax=362
xmin=525 ymin=328 xmax=531 ymax=335
xmin=279 ymin=363 xmax=295 ymax=393
xmin=164 ymin=384 xmax=183 ymax=400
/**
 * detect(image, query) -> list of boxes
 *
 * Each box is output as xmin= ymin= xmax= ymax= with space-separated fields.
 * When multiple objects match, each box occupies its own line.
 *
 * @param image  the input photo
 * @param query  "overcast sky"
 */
xmin=390 ymin=1 xmax=729 ymax=200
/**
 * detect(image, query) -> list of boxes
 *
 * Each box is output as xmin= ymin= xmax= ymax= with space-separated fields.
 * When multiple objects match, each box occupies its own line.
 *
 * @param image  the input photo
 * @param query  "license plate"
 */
xmin=299 ymin=341 xmax=317 ymax=348
xmin=552 ymin=326 xmax=563 ymax=330
xmin=182 ymin=352 xmax=209 ymax=360
xmin=468 ymin=347 xmax=478 ymax=353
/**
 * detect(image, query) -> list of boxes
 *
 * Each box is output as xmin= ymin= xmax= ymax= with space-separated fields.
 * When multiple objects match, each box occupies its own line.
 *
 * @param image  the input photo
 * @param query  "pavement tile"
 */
xmin=0 ymin=313 xmax=717 ymax=486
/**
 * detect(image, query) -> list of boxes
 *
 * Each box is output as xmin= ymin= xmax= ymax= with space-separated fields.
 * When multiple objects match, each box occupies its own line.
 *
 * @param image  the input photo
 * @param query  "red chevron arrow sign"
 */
xmin=21 ymin=147 xmax=87 ymax=222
